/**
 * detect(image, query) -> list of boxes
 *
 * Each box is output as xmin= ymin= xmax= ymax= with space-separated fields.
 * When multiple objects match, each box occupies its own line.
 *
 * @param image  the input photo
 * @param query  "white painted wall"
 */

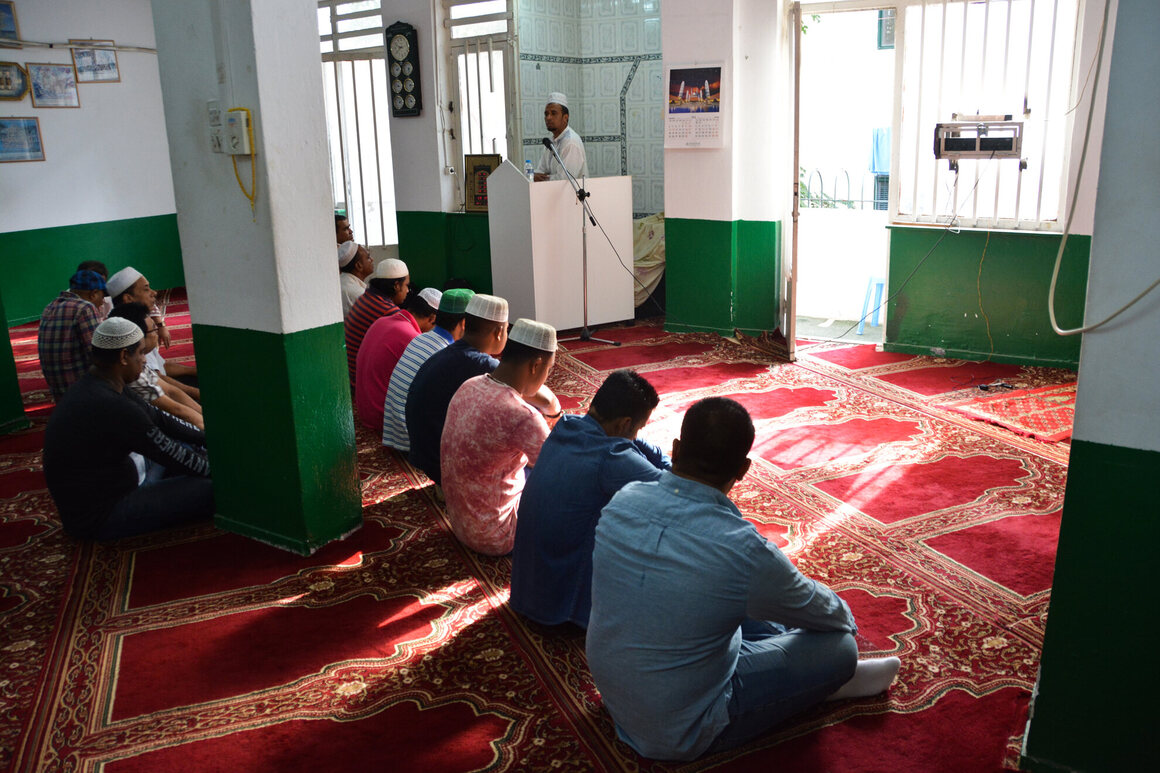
xmin=734 ymin=0 xmax=789 ymax=221
xmin=1071 ymin=0 xmax=1160 ymax=454
xmin=0 ymin=0 xmax=175 ymax=233
xmin=152 ymin=0 xmax=337 ymax=335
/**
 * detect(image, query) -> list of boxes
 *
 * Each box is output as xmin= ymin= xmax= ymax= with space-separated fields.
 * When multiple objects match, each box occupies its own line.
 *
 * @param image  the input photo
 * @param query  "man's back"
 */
xmin=38 ymin=292 xmax=100 ymax=400
xmin=382 ymin=327 xmax=453 ymax=452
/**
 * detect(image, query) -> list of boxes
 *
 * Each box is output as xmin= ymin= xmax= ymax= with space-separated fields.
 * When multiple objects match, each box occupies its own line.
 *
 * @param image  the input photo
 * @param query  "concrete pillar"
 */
xmin=151 ymin=0 xmax=361 ymax=554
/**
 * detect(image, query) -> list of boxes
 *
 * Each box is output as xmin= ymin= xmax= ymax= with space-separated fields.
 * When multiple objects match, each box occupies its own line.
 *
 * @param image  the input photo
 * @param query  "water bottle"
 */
xmin=525 ymin=159 xmax=534 ymax=181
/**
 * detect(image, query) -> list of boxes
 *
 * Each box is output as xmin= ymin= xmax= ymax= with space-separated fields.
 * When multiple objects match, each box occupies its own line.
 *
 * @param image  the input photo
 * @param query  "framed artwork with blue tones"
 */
xmin=0 ymin=117 xmax=44 ymax=162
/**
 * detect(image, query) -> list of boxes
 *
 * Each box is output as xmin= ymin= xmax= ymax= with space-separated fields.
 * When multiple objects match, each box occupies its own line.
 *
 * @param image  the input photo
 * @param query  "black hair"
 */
xmin=434 ymin=310 xmax=466 ymax=331
xmin=676 ymin=398 xmax=754 ymax=486
xmin=335 ymin=213 xmax=348 ymax=226
xmin=464 ymin=313 xmax=504 ymax=337
xmin=339 ymin=256 xmax=361 ymax=275
xmin=403 ymin=293 xmax=436 ymax=319
xmin=561 ymin=105 xmax=569 ymax=117
xmin=107 ymin=302 xmax=151 ymax=334
xmin=90 ymin=339 xmax=141 ymax=366
xmin=76 ymin=260 xmax=108 ymax=278
xmin=590 ymin=369 xmax=660 ymax=426
xmin=368 ymin=276 xmax=407 ymax=296
xmin=500 ymin=338 xmax=551 ymax=366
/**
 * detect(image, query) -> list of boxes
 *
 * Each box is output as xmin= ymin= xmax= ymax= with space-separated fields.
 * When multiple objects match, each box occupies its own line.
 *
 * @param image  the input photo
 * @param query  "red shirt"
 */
xmin=354 ymin=311 xmax=420 ymax=430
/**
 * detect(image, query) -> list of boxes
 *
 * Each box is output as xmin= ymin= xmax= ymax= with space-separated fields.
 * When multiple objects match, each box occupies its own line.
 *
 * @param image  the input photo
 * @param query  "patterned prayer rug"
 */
xmin=2 ymin=308 xmax=1073 ymax=772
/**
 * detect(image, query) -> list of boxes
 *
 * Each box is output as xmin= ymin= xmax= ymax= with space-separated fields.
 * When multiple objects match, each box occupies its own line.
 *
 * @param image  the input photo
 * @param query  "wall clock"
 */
xmin=386 ymin=21 xmax=422 ymax=117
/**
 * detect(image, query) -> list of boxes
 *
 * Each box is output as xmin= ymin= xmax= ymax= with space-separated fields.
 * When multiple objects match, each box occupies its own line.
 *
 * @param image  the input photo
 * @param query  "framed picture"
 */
xmin=0 ymin=117 xmax=44 ymax=162
xmin=0 ymin=60 xmax=27 ymax=99
xmin=0 ymin=2 xmax=19 ymax=49
xmin=71 ymin=39 xmax=119 ymax=83
xmin=27 ymin=62 xmax=79 ymax=107
xmin=464 ymin=153 xmax=502 ymax=213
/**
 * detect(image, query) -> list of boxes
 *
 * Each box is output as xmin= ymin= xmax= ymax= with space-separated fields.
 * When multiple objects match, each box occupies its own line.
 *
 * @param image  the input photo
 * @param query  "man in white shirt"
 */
xmin=337 ymin=240 xmax=373 ymax=317
xmin=534 ymin=92 xmax=588 ymax=182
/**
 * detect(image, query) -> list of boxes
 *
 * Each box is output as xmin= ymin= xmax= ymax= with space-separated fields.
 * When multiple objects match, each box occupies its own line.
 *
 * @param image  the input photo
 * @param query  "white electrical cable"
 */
xmin=1049 ymin=0 xmax=1160 ymax=336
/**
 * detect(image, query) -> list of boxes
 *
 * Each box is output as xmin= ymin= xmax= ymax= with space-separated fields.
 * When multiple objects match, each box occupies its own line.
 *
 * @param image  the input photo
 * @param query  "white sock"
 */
xmin=826 ymin=656 xmax=901 ymax=701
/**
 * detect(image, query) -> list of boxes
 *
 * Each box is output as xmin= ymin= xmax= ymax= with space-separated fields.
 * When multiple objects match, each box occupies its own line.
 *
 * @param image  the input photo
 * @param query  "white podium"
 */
xmin=487 ymin=160 xmax=635 ymax=332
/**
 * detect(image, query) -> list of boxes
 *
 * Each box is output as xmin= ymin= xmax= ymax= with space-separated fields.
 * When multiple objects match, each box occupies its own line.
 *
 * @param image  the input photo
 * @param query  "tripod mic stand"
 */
xmin=542 ymin=137 xmax=621 ymax=347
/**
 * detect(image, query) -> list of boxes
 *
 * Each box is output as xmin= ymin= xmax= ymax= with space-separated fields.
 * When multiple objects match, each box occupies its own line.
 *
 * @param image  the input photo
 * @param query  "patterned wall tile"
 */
xmin=643 ymin=17 xmax=660 ymax=51
xmin=620 ymin=20 xmax=640 ymax=53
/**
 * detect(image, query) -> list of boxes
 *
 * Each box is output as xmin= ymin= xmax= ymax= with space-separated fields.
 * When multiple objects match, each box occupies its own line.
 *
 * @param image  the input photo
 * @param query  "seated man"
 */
xmin=345 ymin=257 xmax=411 ymax=383
xmin=587 ymin=397 xmax=901 ymax=761
xmin=382 ymin=288 xmax=474 ymax=452
xmin=404 ymin=294 xmax=509 ymax=484
xmin=76 ymin=260 xmax=112 ymax=320
xmin=107 ymin=302 xmax=204 ymax=430
xmin=43 ymin=317 xmax=214 ymax=541
xmin=335 ymin=212 xmax=353 ymax=244
xmin=354 ymin=287 xmax=440 ymax=430
xmin=441 ymin=319 xmax=561 ymax=555
xmin=107 ymin=266 xmax=197 ymax=390
xmin=337 ymin=241 xmax=374 ymax=317
xmin=510 ymin=369 xmax=670 ymax=628
xmin=38 ymin=269 xmax=107 ymax=401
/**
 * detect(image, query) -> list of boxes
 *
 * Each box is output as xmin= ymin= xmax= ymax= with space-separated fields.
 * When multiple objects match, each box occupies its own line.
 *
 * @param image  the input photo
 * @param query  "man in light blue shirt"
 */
xmin=586 ymin=397 xmax=901 ymax=761
xmin=511 ymin=370 xmax=670 ymax=629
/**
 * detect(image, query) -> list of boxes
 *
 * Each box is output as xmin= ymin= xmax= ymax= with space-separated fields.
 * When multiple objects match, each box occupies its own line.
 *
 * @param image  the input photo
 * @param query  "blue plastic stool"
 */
xmin=858 ymin=276 xmax=886 ymax=335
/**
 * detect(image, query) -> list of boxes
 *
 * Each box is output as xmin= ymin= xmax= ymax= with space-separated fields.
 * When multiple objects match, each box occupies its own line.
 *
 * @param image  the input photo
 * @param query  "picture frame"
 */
xmin=464 ymin=153 xmax=502 ymax=213
xmin=27 ymin=62 xmax=79 ymax=108
xmin=0 ymin=116 xmax=45 ymax=162
xmin=0 ymin=2 xmax=19 ymax=49
xmin=70 ymin=39 xmax=119 ymax=83
xmin=0 ymin=60 xmax=27 ymax=100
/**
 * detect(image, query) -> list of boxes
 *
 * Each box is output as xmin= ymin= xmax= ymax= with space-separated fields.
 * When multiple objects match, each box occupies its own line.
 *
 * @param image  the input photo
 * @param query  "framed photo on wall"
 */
xmin=71 ymin=39 xmax=120 ymax=83
xmin=464 ymin=154 xmax=502 ymax=213
xmin=27 ymin=62 xmax=79 ymax=107
xmin=0 ymin=117 xmax=45 ymax=162
xmin=0 ymin=2 xmax=20 ymax=49
xmin=664 ymin=63 xmax=727 ymax=149
xmin=0 ymin=60 xmax=28 ymax=99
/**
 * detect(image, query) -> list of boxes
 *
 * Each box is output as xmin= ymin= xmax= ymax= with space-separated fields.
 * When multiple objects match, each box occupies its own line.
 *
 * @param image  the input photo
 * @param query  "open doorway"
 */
xmin=795 ymin=8 xmax=896 ymax=345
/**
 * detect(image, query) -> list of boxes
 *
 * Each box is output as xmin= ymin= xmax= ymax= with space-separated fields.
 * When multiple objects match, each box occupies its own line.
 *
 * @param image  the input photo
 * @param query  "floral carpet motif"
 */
xmin=1 ymin=306 xmax=1074 ymax=772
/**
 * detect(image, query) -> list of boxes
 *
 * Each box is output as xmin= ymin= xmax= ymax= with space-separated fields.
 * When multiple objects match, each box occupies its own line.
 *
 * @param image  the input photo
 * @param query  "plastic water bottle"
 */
xmin=525 ymin=159 xmax=534 ymax=181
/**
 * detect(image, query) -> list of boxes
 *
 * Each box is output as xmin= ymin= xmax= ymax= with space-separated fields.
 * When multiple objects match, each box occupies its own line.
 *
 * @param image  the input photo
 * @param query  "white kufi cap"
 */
xmin=546 ymin=91 xmax=568 ymax=109
xmin=91 ymin=317 xmax=144 ymax=350
xmin=373 ymin=258 xmax=408 ymax=280
xmin=465 ymin=294 xmax=509 ymax=323
xmin=418 ymin=287 xmax=442 ymax=308
xmin=508 ymin=318 xmax=556 ymax=353
xmin=337 ymin=241 xmax=358 ymax=268
xmin=106 ymin=267 xmax=143 ymax=298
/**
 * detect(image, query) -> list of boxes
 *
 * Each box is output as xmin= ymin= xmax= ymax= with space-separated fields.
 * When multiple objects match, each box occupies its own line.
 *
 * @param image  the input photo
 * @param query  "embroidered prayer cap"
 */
xmin=91 ymin=317 xmax=144 ymax=350
xmin=465 ymin=294 xmax=508 ymax=323
xmin=337 ymin=241 xmax=358 ymax=268
xmin=70 ymin=270 xmax=107 ymax=293
xmin=418 ymin=287 xmax=442 ymax=309
xmin=373 ymin=258 xmax=408 ymax=280
xmin=106 ymin=267 xmax=143 ymax=298
xmin=546 ymin=91 xmax=568 ymax=109
xmin=439 ymin=288 xmax=475 ymax=314
xmin=508 ymin=318 xmax=557 ymax=353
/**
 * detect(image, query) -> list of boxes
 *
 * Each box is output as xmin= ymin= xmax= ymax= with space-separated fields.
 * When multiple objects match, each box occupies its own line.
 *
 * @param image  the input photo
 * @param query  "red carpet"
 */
xmin=1 ymin=309 xmax=1073 ymax=772
xmin=947 ymin=383 xmax=1077 ymax=442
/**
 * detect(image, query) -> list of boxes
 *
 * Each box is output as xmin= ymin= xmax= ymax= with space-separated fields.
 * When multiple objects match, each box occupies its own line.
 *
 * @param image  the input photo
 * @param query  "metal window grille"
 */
xmin=445 ymin=0 xmax=516 ymax=163
xmin=319 ymin=0 xmax=398 ymax=246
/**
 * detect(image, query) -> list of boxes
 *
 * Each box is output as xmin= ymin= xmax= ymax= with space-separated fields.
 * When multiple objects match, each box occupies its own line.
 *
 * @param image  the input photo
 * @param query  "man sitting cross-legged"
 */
xmin=510 ymin=369 xmax=671 ymax=628
xmin=345 ymin=257 xmax=412 ymax=384
xmin=107 ymin=266 xmax=198 ymax=390
xmin=586 ymin=397 xmax=901 ymax=761
xmin=440 ymin=319 xmax=561 ymax=556
xmin=37 ymin=269 xmax=107 ymax=401
xmin=354 ymin=287 xmax=440 ymax=430
xmin=43 ymin=317 xmax=214 ymax=541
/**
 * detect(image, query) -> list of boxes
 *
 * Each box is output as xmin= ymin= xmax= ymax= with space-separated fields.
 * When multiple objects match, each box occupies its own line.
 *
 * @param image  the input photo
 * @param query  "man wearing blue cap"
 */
xmin=38 ymin=269 xmax=108 ymax=401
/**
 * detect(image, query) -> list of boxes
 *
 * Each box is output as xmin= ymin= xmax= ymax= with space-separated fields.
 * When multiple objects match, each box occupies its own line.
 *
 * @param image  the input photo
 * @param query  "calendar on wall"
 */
xmin=664 ymin=64 xmax=726 ymax=149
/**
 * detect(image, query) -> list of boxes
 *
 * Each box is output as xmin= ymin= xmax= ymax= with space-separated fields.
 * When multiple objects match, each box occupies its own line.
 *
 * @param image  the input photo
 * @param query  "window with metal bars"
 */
xmin=445 ymin=0 xmax=516 ymax=165
xmin=319 ymin=0 xmax=398 ymax=246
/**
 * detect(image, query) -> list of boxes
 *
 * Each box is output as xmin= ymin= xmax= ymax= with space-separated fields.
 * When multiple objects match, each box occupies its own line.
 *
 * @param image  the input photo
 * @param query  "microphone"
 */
xmin=541 ymin=137 xmax=553 ymax=149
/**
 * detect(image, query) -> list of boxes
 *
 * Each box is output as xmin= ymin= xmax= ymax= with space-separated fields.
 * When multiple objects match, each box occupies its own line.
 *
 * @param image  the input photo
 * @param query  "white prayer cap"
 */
xmin=508 ymin=318 xmax=556 ymax=353
xmin=337 ymin=241 xmax=358 ymax=268
xmin=546 ymin=91 xmax=568 ymax=109
xmin=418 ymin=287 xmax=442 ymax=308
xmin=106 ymin=267 xmax=143 ymax=298
xmin=465 ymin=294 xmax=508 ymax=323
xmin=373 ymin=258 xmax=408 ymax=280
xmin=91 ymin=317 xmax=144 ymax=350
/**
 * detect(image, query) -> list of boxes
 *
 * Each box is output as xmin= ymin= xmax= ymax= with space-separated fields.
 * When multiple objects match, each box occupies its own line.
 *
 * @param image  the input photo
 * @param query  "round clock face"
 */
xmin=391 ymin=79 xmax=403 ymax=94
xmin=390 ymin=33 xmax=410 ymax=61
xmin=404 ymin=94 xmax=416 ymax=109
xmin=402 ymin=61 xmax=413 ymax=76
xmin=390 ymin=62 xmax=401 ymax=78
xmin=403 ymin=77 xmax=415 ymax=93
xmin=393 ymin=95 xmax=404 ymax=110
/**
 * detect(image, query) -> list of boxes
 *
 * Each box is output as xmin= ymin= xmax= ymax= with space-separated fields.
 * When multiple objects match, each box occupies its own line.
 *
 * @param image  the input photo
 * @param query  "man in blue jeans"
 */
xmin=43 ymin=317 xmax=214 ymax=541
xmin=586 ymin=397 xmax=900 ymax=761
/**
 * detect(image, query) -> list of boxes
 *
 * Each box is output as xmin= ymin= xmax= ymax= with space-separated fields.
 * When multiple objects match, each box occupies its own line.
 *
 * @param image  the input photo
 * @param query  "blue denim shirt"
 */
xmin=510 ymin=414 xmax=670 ymax=628
xmin=586 ymin=471 xmax=856 ymax=760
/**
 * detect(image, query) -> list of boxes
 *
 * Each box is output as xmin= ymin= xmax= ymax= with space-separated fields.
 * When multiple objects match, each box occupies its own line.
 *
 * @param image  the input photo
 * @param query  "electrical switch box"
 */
xmin=224 ymin=110 xmax=252 ymax=155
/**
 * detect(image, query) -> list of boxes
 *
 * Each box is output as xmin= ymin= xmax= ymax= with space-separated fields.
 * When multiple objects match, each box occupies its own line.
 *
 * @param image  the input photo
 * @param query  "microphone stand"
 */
xmin=542 ymin=137 xmax=621 ymax=347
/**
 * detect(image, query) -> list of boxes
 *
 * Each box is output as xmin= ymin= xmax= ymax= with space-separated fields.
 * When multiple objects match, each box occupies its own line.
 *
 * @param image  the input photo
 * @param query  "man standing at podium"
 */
xmin=534 ymin=92 xmax=588 ymax=182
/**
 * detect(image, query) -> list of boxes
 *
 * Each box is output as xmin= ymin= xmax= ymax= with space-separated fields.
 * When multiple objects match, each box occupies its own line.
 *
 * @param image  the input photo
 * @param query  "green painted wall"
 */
xmin=0 ymin=214 xmax=185 ymax=325
xmin=0 ymin=291 xmax=28 ymax=434
xmin=665 ymin=217 xmax=782 ymax=336
xmin=1022 ymin=439 xmax=1160 ymax=771
xmin=193 ymin=322 xmax=362 ymax=555
xmin=396 ymin=211 xmax=493 ymax=294
xmin=885 ymin=227 xmax=1088 ymax=368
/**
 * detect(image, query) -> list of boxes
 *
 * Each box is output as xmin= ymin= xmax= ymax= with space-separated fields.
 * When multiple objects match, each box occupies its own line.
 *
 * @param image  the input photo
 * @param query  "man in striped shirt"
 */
xmin=381 ymin=288 xmax=474 ymax=452
xmin=344 ymin=258 xmax=410 ymax=385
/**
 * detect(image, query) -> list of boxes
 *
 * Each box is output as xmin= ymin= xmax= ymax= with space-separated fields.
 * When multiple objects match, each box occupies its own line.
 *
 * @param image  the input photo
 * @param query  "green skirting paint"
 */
xmin=665 ymin=217 xmax=781 ymax=336
xmin=1022 ymin=439 xmax=1160 ymax=771
xmin=0 ymin=292 xmax=29 ymax=434
xmin=885 ymin=227 xmax=1088 ymax=368
xmin=396 ymin=211 xmax=492 ymax=294
xmin=0 ymin=214 xmax=185 ymax=324
xmin=193 ymin=322 xmax=362 ymax=555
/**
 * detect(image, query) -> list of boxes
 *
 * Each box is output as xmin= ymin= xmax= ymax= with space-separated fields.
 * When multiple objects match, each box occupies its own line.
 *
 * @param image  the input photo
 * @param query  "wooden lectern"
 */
xmin=487 ymin=160 xmax=635 ymax=332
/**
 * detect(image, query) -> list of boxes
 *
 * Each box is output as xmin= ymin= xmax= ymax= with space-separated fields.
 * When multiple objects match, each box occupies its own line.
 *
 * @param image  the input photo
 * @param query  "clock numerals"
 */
xmin=389 ymin=33 xmax=410 ymax=61
xmin=386 ymin=23 xmax=421 ymax=116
